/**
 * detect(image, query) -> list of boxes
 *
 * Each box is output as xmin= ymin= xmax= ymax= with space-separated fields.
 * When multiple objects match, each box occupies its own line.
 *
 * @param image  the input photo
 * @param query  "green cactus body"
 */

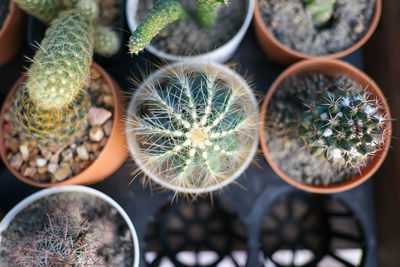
xmin=128 ymin=0 xmax=188 ymax=54
xmin=303 ymin=0 xmax=335 ymax=27
xmin=128 ymin=64 xmax=258 ymax=192
xmin=75 ymin=0 xmax=99 ymax=21
xmin=62 ymin=0 xmax=78 ymax=8
xmin=94 ymin=25 xmax=120 ymax=56
xmin=299 ymin=78 xmax=387 ymax=167
xmin=14 ymin=86 xmax=89 ymax=148
xmin=196 ymin=0 xmax=227 ymax=28
xmin=26 ymin=9 xmax=94 ymax=110
xmin=13 ymin=0 xmax=62 ymax=23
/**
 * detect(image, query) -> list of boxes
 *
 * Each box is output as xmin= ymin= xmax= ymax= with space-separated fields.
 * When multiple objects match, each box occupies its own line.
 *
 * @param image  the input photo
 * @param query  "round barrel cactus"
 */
xmin=126 ymin=63 xmax=259 ymax=194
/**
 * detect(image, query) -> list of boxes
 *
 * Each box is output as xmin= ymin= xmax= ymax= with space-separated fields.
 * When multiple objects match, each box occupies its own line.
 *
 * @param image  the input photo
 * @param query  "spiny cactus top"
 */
xmin=26 ymin=9 xmax=94 ymax=110
xmin=298 ymin=77 xmax=388 ymax=168
xmin=303 ymin=0 xmax=335 ymax=27
xmin=129 ymin=0 xmax=228 ymax=54
xmin=127 ymin=63 xmax=258 ymax=193
xmin=13 ymin=0 xmax=62 ymax=23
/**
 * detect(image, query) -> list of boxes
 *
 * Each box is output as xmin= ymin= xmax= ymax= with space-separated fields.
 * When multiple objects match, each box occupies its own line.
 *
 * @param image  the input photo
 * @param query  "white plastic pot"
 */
xmin=126 ymin=0 xmax=255 ymax=63
xmin=126 ymin=61 xmax=259 ymax=194
xmin=0 ymin=185 xmax=140 ymax=267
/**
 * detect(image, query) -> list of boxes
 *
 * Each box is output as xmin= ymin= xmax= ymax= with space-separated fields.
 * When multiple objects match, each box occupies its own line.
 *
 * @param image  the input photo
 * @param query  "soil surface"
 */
xmin=0 ymin=192 xmax=134 ymax=266
xmin=264 ymin=74 xmax=358 ymax=186
xmin=136 ymin=0 xmax=247 ymax=56
xmin=0 ymin=0 xmax=9 ymax=30
xmin=258 ymin=0 xmax=375 ymax=55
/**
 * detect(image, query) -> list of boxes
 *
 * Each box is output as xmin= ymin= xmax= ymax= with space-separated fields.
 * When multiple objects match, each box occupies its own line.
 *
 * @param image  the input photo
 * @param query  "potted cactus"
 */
xmin=260 ymin=59 xmax=392 ymax=193
xmin=0 ymin=186 xmax=140 ymax=266
xmin=0 ymin=0 xmax=127 ymax=187
xmin=126 ymin=61 xmax=259 ymax=195
xmin=0 ymin=1 xmax=25 ymax=66
xmin=126 ymin=0 xmax=255 ymax=62
xmin=253 ymin=0 xmax=382 ymax=65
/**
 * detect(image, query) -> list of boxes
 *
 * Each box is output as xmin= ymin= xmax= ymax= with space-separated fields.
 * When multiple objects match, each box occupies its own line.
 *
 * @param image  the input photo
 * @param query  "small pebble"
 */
xmin=10 ymin=154 xmax=23 ymax=169
xmin=38 ymin=166 xmax=48 ymax=175
xmin=22 ymin=167 xmax=36 ymax=177
xmin=19 ymin=145 xmax=29 ymax=161
xmin=36 ymin=158 xmax=47 ymax=167
xmin=88 ymin=107 xmax=112 ymax=126
xmin=89 ymin=126 xmax=104 ymax=142
xmin=103 ymin=120 xmax=113 ymax=136
xmin=54 ymin=165 xmax=72 ymax=181
xmin=48 ymin=163 xmax=59 ymax=174
xmin=77 ymin=145 xmax=89 ymax=161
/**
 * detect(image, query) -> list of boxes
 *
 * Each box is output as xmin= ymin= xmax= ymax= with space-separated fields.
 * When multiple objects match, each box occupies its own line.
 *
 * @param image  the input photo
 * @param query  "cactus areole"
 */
xmin=126 ymin=62 xmax=259 ymax=194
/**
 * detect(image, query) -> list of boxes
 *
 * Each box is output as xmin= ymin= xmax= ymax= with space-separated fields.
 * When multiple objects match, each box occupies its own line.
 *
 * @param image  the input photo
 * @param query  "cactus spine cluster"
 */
xmin=27 ymin=9 xmax=93 ymax=110
xmin=13 ymin=0 xmax=62 ymax=23
xmin=9 ymin=205 xmax=114 ymax=266
xmin=129 ymin=0 xmax=228 ymax=54
xmin=303 ymin=0 xmax=336 ymax=27
xmin=128 ymin=64 xmax=258 ymax=192
xmin=299 ymin=79 xmax=387 ymax=167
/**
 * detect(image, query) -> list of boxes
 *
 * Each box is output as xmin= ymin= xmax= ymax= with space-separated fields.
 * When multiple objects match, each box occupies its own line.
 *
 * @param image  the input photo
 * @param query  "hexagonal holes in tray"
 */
xmin=259 ymin=192 xmax=366 ymax=267
xmin=145 ymin=199 xmax=247 ymax=266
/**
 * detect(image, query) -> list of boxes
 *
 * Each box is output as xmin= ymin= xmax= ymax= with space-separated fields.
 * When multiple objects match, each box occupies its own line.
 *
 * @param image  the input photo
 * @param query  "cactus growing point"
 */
xmin=196 ymin=0 xmax=228 ymax=27
xmin=127 ymin=63 xmax=258 ymax=193
xmin=303 ymin=0 xmax=336 ymax=27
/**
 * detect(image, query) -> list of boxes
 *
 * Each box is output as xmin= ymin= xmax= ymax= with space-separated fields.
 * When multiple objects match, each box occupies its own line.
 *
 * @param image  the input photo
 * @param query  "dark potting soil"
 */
xmin=258 ymin=0 xmax=376 ymax=55
xmin=0 ymin=0 xmax=10 ymax=30
xmin=137 ymin=0 xmax=247 ymax=56
xmin=0 ymin=192 xmax=134 ymax=266
xmin=264 ymin=74 xmax=358 ymax=186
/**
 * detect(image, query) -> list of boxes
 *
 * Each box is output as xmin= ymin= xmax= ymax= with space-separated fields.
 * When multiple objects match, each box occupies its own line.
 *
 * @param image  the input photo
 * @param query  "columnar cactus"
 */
xmin=26 ymin=9 xmax=94 ymax=110
xmin=129 ymin=0 xmax=228 ymax=54
xmin=298 ymin=77 xmax=387 ymax=168
xmin=9 ymin=206 xmax=113 ymax=266
xmin=303 ymin=0 xmax=335 ymax=27
xmin=13 ymin=0 xmax=62 ymax=23
xmin=127 ymin=64 xmax=258 ymax=192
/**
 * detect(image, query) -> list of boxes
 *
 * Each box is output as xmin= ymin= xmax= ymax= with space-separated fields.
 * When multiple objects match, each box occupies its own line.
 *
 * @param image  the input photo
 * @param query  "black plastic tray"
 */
xmin=0 ymin=18 xmax=378 ymax=267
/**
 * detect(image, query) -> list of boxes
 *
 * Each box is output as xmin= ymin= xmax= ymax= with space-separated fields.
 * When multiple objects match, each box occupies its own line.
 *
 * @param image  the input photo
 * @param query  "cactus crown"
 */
xmin=9 ymin=206 xmax=105 ymax=266
xmin=13 ymin=0 xmax=63 ymax=23
xmin=299 ymin=77 xmax=387 ymax=167
xmin=303 ymin=0 xmax=336 ymax=27
xmin=129 ymin=0 xmax=228 ymax=54
xmin=127 ymin=64 xmax=258 ymax=192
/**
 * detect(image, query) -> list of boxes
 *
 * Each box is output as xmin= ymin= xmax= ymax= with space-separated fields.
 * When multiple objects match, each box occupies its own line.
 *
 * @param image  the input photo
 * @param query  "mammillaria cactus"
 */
xmin=299 ymin=77 xmax=387 ymax=168
xmin=9 ymin=205 xmax=114 ymax=266
xmin=303 ymin=0 xmax=335 ymax=27
xmin=13 ymin=0 xmax=62 ymax=23
xmin=127 ymin=62 xmax=259 ymax=193
xmin=129 ymin=0 xmax=228 ymax=54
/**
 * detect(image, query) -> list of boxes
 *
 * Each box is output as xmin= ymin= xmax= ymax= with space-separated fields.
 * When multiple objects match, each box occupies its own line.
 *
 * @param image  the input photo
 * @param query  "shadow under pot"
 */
xmin=126 ymin=61 xmax=259 ymax=195
xmin=253 ymin=0 xmax=382 ymax=65
xmin=260 ymin=58 xmax=392 ymax=194
xmin=126 ymin=0 xmax=255 ymax=63
xmin=0 ymin=62 xmax=128 ymax=187
xmin=0 ymin=1 xmax=26 ymax=67
xmin=0 ymin=185 xmax=140 ymax=267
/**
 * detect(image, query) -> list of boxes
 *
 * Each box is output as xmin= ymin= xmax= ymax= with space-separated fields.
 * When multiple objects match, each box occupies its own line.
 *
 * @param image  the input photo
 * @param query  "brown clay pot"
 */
xmin=259 ymin=58 xmax=392 ymax=193
xmin=253 ymin=0 xmax=382 ymax=65
xmin=0 ymin=62 xmax=128 ymax=187
xmin=0 ymin=2 xmax=26 ymax=67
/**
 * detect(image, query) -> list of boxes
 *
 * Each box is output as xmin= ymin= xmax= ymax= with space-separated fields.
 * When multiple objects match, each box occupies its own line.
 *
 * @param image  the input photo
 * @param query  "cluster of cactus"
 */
xmin=128 ymin=64 xmax=258 ymax=191
xmin=271 ymin=75 xmax=388 ymax=169
xmin=11 ymin=0 xmax=119 ymax=148
xmin=303 ymin=0 xmax=336 ymax=27
xmin=129 ymin=0 xmax=228 ymax=54
xmin=9 ymin=205 xmax=115 ymax=266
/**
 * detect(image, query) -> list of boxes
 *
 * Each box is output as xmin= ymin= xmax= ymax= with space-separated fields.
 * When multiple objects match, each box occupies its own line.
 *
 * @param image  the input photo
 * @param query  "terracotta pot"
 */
xmin=0 ymin=62 xmax=128 ymax=187
xmin=253 ymin=0 xmax=382 ymax=65
xmin=0 ymin=2 xmax=26 ymax=67
xmin=259 ymin=58 xmax=392 ymax=193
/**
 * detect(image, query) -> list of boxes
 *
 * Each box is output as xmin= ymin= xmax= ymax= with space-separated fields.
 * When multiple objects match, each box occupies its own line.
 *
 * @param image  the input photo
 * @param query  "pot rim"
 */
xmin=0 ymin=185 xmax=140 ymax=267
xmin=125 ymin=0 xmax=255 ymax=62
xmin=0 ymin=62 xmax=125 ymax=187
xmin=253 ymin=0 xmax=382 ymax=60
xmin=126 ymin=61 xmax=260 ymax=194
xmin=0 ymin=2 xmax=17 ymax=38
xmin=259 ymin=58 xmax=392 ymax=194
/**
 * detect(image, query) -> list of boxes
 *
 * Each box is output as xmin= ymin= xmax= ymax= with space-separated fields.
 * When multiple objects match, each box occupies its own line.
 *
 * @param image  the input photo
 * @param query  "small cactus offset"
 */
xmin=13 ymin=0 xmax=62 ymax=23
xmin=75 ymin=0 xmax=99 ymax=20
xmin=303 ymin=0 xmax=335 ymax=27
xmin=196 ymin=0 xmax=228 ymax=28
xmin=298 ymin=77 xmax=388 ymax=168
xmin=13 ymin=86 xmax=89 ymax=148
xmin=127 ymin=64 xmax=258 ymax=192
xmin=9 ymin=205 xmax=114 ymax=266
xmin=129 ymin=0 xmax=228 ymax=54
xmin=129 ymin=0 xmax=188 ymax=54
xmin=26 ymin=9 xmax=94 ymax=110
xmin=94 ymin=25 xmax=121 ymax=57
